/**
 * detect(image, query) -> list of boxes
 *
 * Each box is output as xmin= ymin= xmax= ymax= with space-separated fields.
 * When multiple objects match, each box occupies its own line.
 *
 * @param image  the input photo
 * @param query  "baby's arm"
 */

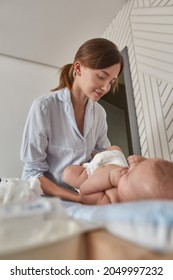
xmin=63 ymin=165 xmax=88 ymax=189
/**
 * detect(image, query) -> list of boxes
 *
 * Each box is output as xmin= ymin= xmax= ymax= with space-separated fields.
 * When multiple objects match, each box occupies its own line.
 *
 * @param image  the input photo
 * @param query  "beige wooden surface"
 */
xmin=84 ymin=229 xmax=173 ymax=260
xmin=1 ymin=229 xmax=173 ymax=260
xmin=0 ymin=234 xmax=86 ymax=260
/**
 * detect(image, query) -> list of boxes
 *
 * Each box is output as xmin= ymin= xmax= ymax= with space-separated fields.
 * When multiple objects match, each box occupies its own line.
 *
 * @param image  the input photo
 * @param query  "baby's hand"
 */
xmin=128 ymin=155 xmax=147 ymax=167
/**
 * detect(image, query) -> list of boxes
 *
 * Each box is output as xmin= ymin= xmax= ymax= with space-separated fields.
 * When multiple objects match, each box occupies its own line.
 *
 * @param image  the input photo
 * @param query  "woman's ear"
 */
xmin=74 ymin=61 xmax=82 ymax=76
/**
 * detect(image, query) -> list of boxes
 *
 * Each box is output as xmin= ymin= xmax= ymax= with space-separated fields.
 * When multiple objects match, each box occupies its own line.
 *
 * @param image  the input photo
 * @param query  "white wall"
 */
xmin=0 ymin=55 xmax=58 ymax=177
xmin=102 ymin=0 xmax=173 ymax=161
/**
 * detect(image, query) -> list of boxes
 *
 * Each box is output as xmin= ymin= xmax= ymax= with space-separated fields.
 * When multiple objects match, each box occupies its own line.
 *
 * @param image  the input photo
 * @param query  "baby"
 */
xmin=63 ymin=146 xmax=173 ymax=205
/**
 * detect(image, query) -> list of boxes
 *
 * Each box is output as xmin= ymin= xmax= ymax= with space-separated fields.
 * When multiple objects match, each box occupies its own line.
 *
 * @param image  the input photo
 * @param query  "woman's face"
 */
xmin=75 ymin=62 xmax=121 ymax=101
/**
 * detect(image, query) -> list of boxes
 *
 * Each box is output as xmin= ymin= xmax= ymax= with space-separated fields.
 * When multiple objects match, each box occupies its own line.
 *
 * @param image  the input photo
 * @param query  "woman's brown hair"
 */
xmin=51 ymin=38 xmax=124 ymax=92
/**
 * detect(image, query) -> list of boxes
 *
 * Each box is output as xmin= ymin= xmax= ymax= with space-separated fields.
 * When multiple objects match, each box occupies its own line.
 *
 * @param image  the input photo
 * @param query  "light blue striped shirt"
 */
xmin=20 ymin=88 xmax=110 ymax=188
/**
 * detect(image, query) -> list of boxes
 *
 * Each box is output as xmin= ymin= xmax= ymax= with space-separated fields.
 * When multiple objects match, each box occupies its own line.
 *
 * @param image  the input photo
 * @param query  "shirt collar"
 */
xmin=56 ymin=87 xmax=71 ymax=102
xmin=56 ymin=87 xmax=94 ymax=111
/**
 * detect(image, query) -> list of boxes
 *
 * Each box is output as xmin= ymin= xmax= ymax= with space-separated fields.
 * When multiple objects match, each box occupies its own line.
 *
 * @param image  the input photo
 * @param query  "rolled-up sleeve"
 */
xmin=20 ymin=100 xmax=49 ymax=179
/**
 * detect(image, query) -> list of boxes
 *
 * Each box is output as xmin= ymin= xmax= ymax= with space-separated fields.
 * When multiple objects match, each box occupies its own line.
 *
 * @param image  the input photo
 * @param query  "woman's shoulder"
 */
xmin=31 ymin=88 xmax=69 ymax=109
xmin=94 ymin=101 xmax=107 ymax=116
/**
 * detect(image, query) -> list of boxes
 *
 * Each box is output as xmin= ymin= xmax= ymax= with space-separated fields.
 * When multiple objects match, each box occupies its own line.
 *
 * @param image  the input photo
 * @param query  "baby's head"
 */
xmin=118 ymin=158 xmax=173 ymax=202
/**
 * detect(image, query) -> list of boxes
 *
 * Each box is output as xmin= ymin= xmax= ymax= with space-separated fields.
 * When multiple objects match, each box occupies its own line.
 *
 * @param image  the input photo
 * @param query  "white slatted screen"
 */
xmin=102 ymin=0 xmax=173 ymax=161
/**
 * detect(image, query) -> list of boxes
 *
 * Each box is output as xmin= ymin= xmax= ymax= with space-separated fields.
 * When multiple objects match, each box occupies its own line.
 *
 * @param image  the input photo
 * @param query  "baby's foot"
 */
xmin=107 ymin=145 xmax=122 ymax=151
xmin=128 ymin=155 xmax=146 ymax=167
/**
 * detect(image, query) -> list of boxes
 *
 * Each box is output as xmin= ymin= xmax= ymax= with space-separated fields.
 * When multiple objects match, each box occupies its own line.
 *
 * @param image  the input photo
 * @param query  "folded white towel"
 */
xmin=0 ymin=177 xmax=43 ymax=204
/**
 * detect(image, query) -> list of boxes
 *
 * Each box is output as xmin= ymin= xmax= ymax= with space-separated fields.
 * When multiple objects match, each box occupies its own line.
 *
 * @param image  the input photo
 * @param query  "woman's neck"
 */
xmin=70 ymin=84 xmax=88 ymax=135
xmin=71 ymin=83 xmax=88 ymax=109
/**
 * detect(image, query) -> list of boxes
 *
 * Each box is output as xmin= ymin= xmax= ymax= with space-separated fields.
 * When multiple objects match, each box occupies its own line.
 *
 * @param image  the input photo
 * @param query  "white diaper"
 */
xmin=82 ymin=150 xmax=128 ymax=177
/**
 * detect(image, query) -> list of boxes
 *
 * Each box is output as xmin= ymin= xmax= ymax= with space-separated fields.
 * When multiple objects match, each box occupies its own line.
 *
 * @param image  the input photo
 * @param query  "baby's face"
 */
xmin=117 ymin=158 xmax=172 ymax=202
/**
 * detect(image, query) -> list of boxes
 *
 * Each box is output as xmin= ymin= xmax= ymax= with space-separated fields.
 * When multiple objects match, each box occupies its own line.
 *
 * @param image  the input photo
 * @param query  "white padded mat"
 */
xmin=62 ymin=200 xmax=173 ymax=252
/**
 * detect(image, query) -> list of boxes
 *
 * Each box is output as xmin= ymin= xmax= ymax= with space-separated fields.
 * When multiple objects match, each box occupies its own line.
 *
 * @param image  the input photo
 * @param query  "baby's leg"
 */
xmin=80 ymin=167 xmax=122 ymax=205
xmin=80 ymin=169 xmax=114 ymax=205
xmin=63 ymin=165 xmax=88 ymax=189
xmin=81 ymin=189 xmax=111 ymax=205
xmin=128 ymin=155 xmax=147 ymax=168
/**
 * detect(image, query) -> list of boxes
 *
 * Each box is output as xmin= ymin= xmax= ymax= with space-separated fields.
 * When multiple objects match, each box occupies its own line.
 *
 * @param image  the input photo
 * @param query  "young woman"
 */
xmin=20 ymin=38 xmax=124 ymax=202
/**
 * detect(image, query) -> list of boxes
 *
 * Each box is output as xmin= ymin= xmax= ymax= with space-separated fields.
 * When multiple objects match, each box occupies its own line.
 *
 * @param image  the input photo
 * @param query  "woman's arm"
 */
xmin=39 ymin=176 xmax=81 ymax=202
xmin=21 ymin=99 xmax=81 ymax=203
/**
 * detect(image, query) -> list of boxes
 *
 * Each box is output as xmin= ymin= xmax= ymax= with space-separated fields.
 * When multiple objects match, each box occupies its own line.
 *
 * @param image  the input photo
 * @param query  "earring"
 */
xmin=73 ymin=70 xmax=76 ymax=78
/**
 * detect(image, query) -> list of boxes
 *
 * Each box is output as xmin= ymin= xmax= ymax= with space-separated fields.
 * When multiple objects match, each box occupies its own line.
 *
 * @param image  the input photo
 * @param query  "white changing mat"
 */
xmin=62 ymin=200 xmax=173 ymax=252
